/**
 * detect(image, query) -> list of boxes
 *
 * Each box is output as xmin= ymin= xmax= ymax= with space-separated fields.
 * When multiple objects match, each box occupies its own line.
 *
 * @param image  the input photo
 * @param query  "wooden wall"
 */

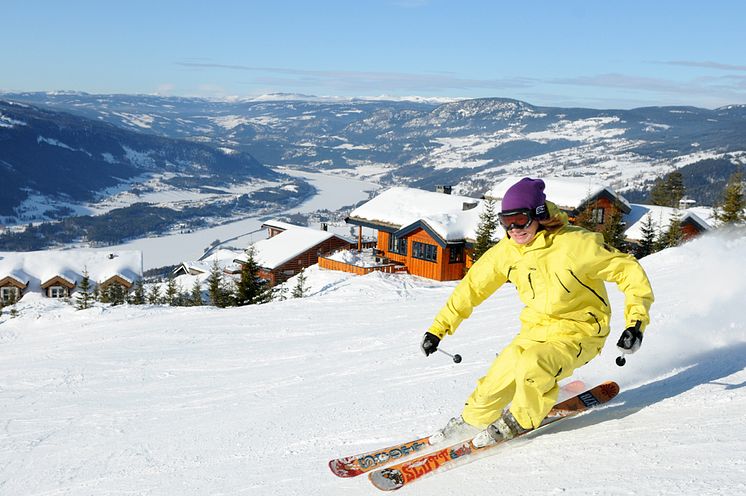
xmin=264 ymin=236 xmax=353 ymax=285
xmin=378 ymin=230 xmax=466 ymax=281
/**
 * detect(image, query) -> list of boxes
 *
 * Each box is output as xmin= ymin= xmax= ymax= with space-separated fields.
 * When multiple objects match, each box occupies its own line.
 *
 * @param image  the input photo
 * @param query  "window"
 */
xmin=592 ymin=207 xmax=605 ymax=224
xmin=412 ymin=241 xmax=437 ymax=262
xmin=1 ymin=287 xmax=19 ymax=302
xmin=449 ymin=244 xmax=465 ymax=263
xmin=388 ymin=235 xmax=408 ymax=255
xmin=49 ymin=286 xmax=67 ymax=298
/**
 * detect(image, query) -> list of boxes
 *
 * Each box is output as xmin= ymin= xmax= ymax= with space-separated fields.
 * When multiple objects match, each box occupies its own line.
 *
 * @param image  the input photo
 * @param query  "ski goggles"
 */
xmin=498 ymin=209 xmax=534 ymax=230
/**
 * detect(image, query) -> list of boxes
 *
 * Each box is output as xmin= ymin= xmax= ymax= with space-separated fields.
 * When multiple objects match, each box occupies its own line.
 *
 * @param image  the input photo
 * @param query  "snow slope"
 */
xmin=1 ymin=229 xmax=745 ymax=495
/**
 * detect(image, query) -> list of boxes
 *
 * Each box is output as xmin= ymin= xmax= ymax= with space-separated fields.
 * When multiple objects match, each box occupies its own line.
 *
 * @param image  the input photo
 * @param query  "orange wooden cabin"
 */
xmin=345 ymin=187 xmax=483 ymax=282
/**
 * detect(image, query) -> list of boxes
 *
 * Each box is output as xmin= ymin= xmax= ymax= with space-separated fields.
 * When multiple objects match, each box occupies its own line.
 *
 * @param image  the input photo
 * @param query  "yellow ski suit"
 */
xmin=428 ymin=204 xmax=654 ymax=430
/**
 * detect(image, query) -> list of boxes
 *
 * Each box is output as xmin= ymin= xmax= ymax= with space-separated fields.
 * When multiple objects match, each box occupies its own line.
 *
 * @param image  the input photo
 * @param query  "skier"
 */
xmin=422 ymin=177 xmax=654 ymax=447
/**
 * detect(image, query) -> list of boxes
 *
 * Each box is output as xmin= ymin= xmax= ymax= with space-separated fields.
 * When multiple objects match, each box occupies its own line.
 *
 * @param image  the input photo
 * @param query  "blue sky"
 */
xmin=2 ymin=0 xmax=745 ymax=108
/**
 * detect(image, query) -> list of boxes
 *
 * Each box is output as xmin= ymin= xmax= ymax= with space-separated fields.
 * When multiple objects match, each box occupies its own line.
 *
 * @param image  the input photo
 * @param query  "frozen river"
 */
xmin=92 ymin=171 xmax=379 ymax=269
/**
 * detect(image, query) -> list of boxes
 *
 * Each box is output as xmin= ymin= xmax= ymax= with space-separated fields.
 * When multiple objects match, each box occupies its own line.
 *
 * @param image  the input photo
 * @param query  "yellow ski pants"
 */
xmin=461 ymin=333 xmax=606 ymax=430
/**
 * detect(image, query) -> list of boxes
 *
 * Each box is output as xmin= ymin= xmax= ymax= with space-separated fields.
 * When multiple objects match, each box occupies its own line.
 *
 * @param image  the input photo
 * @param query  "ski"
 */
xmin=328 ymin=379 xmax=586 ymax=478
xmin=368 ymin=381 xmax=619 ymax=491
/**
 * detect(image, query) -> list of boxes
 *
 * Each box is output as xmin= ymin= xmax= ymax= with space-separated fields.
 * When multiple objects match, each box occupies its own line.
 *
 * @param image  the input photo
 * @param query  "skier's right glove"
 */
xmin=616 ymin=321 xmax=643 ymax=354
xmin=421 ymin=332 xmax=441 ymax=357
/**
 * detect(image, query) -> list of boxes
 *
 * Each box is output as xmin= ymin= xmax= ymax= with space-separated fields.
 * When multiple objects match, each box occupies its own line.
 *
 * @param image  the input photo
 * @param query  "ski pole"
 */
xmin=438 ymin=348 xmax=462 ymax=363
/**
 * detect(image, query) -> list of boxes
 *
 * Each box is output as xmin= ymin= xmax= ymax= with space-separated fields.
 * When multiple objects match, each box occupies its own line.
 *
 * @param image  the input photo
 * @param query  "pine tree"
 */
xmin=147 ymin=284 xmax=161 ymax=305
xmin=76 ymin=269 xmax=93 ymax=310
xmin=130 ymin=279 xmax=145 ymax=305
xmin=165 ymin=277 xmax=179 ymax=306
xmin=292 ymin=268 xmax=309 ymax=298
xmin=650 ymin=172 xmax=686 ymax=208
xmin=99 ymin=284 xmax=111 ymax=304
xmin=106 ymin=284 xmax=126 ymax=306
xmin=234 ymin=246 xmax=267 ymax=306
xmin=601 ymin=208 xmax=627 ymax=250
xmin=636 ymin=213 xmax=657 ymax=258
xmin=714 ymin=171 xmax=746 ymax=225
xmin=472 ymin=198 xmax=498 ymax=262
xmin=207 ymin=259 xmax=226 ymax=307
xmin=190 ymin=279 xmax=203 ymax=306
xmin=657 ymin=211 xmax=684 ymax=249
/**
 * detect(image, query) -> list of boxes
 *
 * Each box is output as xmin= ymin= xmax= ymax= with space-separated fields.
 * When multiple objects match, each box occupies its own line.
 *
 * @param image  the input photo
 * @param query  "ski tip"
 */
xmin=328 ymin=458 xmax=364 ymax=478
xmin=369 ymin=468 xmax=404 ymax=491
xmin=598 ymin=380 xmax=620 ymax=399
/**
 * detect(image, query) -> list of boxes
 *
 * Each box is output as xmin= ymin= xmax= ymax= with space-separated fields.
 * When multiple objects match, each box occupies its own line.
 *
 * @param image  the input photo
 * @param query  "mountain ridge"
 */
xmin=3 ymin=92 xmax=746 ymax=215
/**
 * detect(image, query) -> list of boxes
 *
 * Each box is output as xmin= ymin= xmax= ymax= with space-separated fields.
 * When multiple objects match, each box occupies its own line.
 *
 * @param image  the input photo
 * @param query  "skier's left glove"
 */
xmin=616 ymin=321 xmax=643 ymax=354
xmin=421 ymin=332 xmax=441 ymax=357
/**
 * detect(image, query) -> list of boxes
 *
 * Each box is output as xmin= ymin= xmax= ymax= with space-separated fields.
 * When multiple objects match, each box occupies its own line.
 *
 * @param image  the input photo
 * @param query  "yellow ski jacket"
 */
xmin=429 ymin=203 xmax=654 ymax=342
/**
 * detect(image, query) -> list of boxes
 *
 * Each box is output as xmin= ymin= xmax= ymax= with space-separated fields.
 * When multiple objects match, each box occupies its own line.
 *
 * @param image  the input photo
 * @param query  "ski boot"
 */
xmin=429 ymin=415 xmax=480 ymax=444
xmin=472 ymin=410 xmax=529 ymax=448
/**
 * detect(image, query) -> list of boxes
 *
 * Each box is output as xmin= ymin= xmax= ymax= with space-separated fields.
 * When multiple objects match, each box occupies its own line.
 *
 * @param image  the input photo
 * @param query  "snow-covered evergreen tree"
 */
xmin=234 ymin=246 xmax=268 ymax=306
xmin=165 ymin=277 xmax=179 ymax=306
xmin=292 ymin=268 xmax=309 ymax=298
xmin=76 ymin=269 xmax=93 ymax=310
xmin=190 ymin=280 xmax=203 ymax=306
xmin=472 ymin=198 xmax=498 ymax=262
xmin=636 ymin=213 xmax=657 ymax=258
xmin=715 ymin=171 xmax=745 ymax=225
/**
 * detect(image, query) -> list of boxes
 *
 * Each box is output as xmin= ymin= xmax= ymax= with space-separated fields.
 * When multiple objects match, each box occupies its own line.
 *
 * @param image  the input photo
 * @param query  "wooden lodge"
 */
xmin=344 ymin=187 xmax=484 ymax=281
xmin=234 ymin=221 xmax=354 ymax=286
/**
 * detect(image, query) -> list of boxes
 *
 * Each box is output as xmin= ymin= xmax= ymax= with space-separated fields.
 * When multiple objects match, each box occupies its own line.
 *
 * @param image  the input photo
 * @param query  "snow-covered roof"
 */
xmin=347 ymin=187 xmax=493 ymax=242
xmin=0 ymin=250 xmax=143 ymax=293
xmin=181 ymin=248 xmax=245 ymax=276
xmin=486 ymin=176 xmax=631 ymax=212
xmin=236 ymin=223 xmax=342 ymax=269
xmin=625 ymin=204 xmax=712 ymax=240
xmin=261 ymin=220 xmax=301 ymax=232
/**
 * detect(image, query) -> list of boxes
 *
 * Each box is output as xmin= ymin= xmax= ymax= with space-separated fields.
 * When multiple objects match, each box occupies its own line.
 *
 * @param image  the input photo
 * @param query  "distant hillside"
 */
xmin=0 ymin=99 xmax=279 ymax=218
xmin=5 ymin=92 xmax=746 ymax=207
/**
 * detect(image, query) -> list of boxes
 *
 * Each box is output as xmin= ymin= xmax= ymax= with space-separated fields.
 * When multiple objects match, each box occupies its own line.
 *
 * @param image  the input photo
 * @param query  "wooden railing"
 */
xmin=317 ymin=254 xmax=407 ymax=276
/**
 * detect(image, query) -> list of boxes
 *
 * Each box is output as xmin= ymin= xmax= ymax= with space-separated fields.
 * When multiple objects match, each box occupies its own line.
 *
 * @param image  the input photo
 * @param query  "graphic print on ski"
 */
xmin=327 ymin=379 xmax=587 ymax=478
xmin=368 ymin=381 xmax=619 ymax=491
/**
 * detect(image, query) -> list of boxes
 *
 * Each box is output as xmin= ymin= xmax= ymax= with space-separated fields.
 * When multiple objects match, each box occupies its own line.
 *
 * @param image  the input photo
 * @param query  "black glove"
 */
xmin=616 ymin=321 xmax=643 ymax=354
xmin=421 ymin=332 xmax=441 ymax=357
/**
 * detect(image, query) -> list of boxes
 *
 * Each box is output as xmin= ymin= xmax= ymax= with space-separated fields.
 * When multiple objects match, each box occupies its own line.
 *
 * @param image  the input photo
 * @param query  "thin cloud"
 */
xmin=660 ymin=60 xmax=746 ymax=72
xmin=176 ymin=61 xmax=534 ymax=93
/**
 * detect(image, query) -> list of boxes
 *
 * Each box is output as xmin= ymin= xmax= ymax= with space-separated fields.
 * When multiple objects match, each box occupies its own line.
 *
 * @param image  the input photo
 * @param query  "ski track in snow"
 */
xmin=0 ymin=229 xmax=745 ymax=495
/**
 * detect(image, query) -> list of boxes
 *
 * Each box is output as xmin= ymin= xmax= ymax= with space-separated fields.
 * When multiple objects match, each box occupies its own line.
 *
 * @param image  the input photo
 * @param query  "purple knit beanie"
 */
xmin=501 ymin=178 xmax=546 ymax=212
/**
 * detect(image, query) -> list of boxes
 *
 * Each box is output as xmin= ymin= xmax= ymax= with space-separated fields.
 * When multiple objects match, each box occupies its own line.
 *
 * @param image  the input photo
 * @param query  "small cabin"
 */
xmin=0 ymin=274 xmax=28 ymax=303
xmin=0 ymin=250 xmax=143 ymax=303
xmin=40 ymin=275 xmax=76 ymax=298
xmin=486 ymin=176 xmax=632 ymax=232
xmin=624 ymin=204 xmax=712 ymax=245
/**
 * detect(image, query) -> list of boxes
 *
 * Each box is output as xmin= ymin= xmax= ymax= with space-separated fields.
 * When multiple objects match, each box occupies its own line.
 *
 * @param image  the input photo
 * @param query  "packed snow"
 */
xmin=1 ymin=226 xmax=744 ymax=494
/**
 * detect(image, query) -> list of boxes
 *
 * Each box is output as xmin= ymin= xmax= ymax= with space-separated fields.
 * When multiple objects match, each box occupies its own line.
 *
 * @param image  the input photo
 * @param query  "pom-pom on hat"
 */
xmin=501 ymin=178 xmax=546 ymax=212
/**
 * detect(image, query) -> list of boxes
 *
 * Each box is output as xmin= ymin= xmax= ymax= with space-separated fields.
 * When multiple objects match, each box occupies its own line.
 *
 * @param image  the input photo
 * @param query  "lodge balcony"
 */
xmin=318 ymin=248 xmax=408 ymax=276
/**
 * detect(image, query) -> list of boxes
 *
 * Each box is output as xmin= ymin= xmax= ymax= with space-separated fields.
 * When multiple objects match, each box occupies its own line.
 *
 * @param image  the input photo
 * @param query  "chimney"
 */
xmin=436 ymin=185 xmax=452 ymax=195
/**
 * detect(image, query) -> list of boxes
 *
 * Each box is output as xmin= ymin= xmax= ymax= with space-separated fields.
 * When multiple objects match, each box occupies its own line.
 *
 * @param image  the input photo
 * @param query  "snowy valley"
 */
xmin=1 ymin=228 xmax=745 ymax=495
